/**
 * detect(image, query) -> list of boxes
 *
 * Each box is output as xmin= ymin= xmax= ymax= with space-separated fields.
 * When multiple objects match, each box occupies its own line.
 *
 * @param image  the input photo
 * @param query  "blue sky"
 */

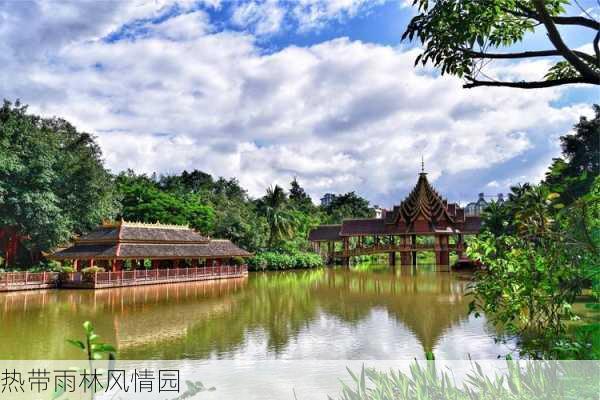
xmin=1 ymin=0 xmax=597 ymax=206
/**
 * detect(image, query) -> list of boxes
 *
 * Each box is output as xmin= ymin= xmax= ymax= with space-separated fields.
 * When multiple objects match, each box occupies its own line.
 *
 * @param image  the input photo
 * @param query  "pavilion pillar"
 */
xmin=73 ymin=259 xmax=80 ymax=272
xmin=342 ymin=237 xmax=350 ymax=268
xmin=435 ymin=235 xmax=450 ymax=269
xmin=411 ymin=234 xmax=417 ymax=267
xmin=388 ymin=252 xmax=396 ymax=267
xmin=111 ymin=260 xmax=124 ymax=272
xmin=399 ymin=236 xmax=411 ymax=266
xmin=89 ymin=259 xmax=95 ymax=269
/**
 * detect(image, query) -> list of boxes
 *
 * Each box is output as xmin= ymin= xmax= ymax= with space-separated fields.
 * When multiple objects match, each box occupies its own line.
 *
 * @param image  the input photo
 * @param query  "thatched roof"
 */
xmin=49 ymin=221 xmax=251 ymax=260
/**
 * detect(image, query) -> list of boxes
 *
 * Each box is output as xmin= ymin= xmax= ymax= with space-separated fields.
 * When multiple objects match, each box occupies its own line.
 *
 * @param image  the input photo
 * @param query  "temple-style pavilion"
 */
xmin=308 ymin=169 xmax=482 ymax=268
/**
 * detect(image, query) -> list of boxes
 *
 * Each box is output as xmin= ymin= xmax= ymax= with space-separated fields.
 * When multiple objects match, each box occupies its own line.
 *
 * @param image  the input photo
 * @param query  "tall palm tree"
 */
xmin=262 ymin=185 xmax=295 ymax=249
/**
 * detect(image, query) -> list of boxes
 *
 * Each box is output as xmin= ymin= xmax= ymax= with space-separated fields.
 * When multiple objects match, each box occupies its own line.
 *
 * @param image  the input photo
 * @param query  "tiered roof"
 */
xmin=309 ymin=172 xmax=481 ymax=240
xmin=386 ymin=173 xmax=453 ymax=225
xmin=50 ymin=220 xmax=251 ymax=260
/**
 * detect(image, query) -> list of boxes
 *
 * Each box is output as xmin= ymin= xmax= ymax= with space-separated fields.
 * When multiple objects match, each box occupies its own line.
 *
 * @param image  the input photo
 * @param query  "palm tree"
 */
xmin=261 ymin=185 xmax=295 ymax=249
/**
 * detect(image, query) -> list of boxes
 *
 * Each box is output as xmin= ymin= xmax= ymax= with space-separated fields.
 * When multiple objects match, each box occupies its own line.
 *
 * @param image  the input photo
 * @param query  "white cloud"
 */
xmin=229 ymin=0 xmax=388 ymax=34
xmin=0 ymin=1 xmax=591 ymax=206
xmin=232 ymin=0 xmax=286 ymax=34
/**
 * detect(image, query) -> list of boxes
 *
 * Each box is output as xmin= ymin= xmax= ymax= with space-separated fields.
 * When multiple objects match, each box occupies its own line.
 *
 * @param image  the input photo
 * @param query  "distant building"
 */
xmin=465 ymin=193 xmax=488 ymax=217
xmin=465 ymin=193 xmax=504 ymax=216
xmin=320 ymin=193 xmax=335 ymax=207
xmin=373 ymin=206 xmax=387 ymax=219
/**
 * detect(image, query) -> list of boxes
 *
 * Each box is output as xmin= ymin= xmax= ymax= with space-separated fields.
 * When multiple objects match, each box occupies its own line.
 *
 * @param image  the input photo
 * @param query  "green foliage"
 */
xmin=546 ymin=105 xmax=600 ymax=204
xmin=0 ymin=100 xmax=119 ymax=262
xmin=289 ymin=177 xmax=315 ymax=212
xmin=257 ymin=185 xmax=296 ymax=248
xmin=467 ymin=232 xmax=582 ymax=337
xmin=332 ymin=358 xmax=599 ymax=399
xmin=402 ymin=0 xmax=599 ymax=87
xmin=248 ymin=251 xmax=323 ymax=271
xmin=321 ymin=192 xmax=374 ymax=223
xmin=116 ymin=170 xmax=215 ymax=233
xmin=81 ymin=266 xmax=106 ymax=274
xmin=67 ymin=321 xmax=116 ymax=361
xmin=468 ymin=109 xmax=600 ymax=357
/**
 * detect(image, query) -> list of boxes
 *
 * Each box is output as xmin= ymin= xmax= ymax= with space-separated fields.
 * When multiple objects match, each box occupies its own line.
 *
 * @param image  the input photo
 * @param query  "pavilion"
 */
xmin=45 ymin=220 xmax=251 ymax=288
xmin=308 ymin=168 xmax=482 ymax=268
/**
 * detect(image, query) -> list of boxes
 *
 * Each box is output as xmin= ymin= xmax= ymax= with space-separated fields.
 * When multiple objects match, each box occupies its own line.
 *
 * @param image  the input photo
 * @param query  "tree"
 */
xmin=258 ymin=185 xmax=295 ymax=248
xmin=322 ymin=192 xmax=374 ymax=223
xmin=468 ymin=108 xmax=600 ymax=355
xmin=116 ymin=172 xmax=215 ymax=234
xmin=289 ymin=178 xmax=314 ymax=212
xmin=0 ymin=100 xmax=119 ymax=264
xmin=546 ymin=104 xmax=600 ymax=203
xmin=403 ymin=0 xmax=600 ymax=89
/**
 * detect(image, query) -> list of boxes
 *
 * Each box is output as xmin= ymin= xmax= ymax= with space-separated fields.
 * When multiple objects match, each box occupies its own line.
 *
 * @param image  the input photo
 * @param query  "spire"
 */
xmin=398 ymin=168 xmax=454 ymax=224
xmin=420 ymin=155 xmax=425 ymax=174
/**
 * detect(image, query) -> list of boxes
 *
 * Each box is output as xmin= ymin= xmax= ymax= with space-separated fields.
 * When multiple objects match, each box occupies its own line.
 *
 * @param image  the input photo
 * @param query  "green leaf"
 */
xmin=66 ymin=339 xmax=85 ymax=350
xmin=83 ymin=321 xmax=93 ymax=334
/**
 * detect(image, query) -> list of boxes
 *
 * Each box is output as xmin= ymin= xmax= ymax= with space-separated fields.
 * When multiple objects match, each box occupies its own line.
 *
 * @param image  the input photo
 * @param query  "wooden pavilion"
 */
xmin=47 ymin=220 xmax=251 ymax=288
xmin=308 ymin=169 xmax=482 ymax=268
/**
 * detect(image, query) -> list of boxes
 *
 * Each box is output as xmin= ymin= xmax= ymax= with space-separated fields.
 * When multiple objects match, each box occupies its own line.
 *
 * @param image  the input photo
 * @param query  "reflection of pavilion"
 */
xmin=316 ymin=269 xmax=470 ymax=352
xmin=105 ymin=278 xmax=247 ymax=350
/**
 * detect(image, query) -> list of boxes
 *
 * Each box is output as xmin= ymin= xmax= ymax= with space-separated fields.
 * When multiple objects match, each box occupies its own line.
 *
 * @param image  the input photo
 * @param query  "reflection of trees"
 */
xmin=0 ymin=268 xmax=479 ymax=359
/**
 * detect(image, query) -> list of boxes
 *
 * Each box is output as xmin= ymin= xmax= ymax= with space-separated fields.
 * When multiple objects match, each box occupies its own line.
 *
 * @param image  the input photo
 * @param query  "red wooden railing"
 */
xmin=0 ymin=271 xmax=59 ymax=288
xmin=62 ymin=265 xmax=248 ymax=286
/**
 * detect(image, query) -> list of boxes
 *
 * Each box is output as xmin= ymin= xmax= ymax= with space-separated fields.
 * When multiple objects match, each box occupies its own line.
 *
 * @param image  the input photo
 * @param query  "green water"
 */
xmin=0 ymin=266 xmax=518 ymax=359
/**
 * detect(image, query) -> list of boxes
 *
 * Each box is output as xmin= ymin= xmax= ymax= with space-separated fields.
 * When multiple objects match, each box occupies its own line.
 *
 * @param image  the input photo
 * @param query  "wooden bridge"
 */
xmin=309 ymin=169 xmax=481 ymax=268
xmin=334 ymin=243 xmax=464 ymax=258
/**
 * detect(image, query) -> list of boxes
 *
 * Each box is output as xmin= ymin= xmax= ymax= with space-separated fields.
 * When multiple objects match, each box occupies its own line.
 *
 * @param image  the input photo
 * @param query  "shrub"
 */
xmin=248 ymin=251 xmax=323 ymax=271
xmin=81 ymin=266 xmax=106 ymax=275
xmin=231 ymin=256 xmax=246 ymax=266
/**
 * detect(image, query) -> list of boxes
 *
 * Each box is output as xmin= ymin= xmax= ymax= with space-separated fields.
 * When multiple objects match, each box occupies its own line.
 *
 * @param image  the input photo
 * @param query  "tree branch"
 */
xmin=462 ymin=49 xmax=560 ymax=59
xmin=511 ymin=2 xmax=600 ymax=30
xmin=461 ymin=48 xmax=598 ymax=65
xmin=531 ymin=0 xmax=600 ymax=83
xmin=463 ymin=76 xmax=589 ymax=89
xmin=594 ymin=31 xmax=600 ymax=68
xmin=550 ymin=15 xmax=600 ymax=30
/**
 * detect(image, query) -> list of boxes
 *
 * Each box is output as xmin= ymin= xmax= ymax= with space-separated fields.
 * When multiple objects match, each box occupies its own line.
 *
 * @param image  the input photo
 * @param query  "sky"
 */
xmin=1 ymin=0 xmax=598 ymax=207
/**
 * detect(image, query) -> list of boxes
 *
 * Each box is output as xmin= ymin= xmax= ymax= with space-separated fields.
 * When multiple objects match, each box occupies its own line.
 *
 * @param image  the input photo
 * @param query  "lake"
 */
xmin=0 ymin=265 xmax=518 ymax=360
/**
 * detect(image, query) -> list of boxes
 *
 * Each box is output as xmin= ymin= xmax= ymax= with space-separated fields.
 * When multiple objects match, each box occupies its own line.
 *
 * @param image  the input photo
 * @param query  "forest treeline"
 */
xmin=0 ymin=100 xmax=373 ymax=267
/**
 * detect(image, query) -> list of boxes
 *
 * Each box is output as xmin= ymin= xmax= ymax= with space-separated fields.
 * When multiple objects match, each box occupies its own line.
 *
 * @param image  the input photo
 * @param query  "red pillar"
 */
xmin=73 ymin=259 xmax=80 ymax=272
xmin=111 ymin=260 xmax=124 ymax=272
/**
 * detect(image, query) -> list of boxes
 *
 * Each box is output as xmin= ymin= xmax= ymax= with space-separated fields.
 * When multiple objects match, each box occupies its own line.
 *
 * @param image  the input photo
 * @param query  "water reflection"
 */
xmin=0 ymin=266 xmax=517 ymax=359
